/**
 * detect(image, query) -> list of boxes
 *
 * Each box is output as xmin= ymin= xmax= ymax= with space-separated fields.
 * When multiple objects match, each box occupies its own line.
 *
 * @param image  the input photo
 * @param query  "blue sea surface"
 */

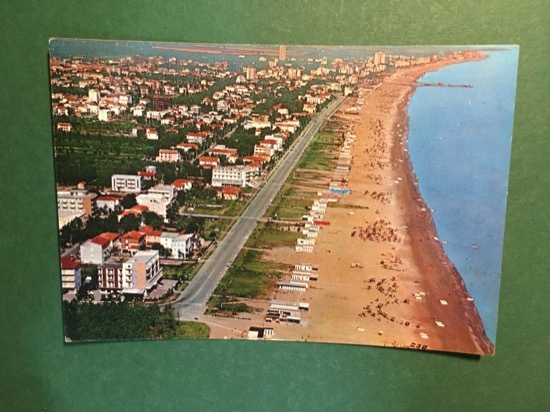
xmin=407 ymin=47 xmax=519 ymax=344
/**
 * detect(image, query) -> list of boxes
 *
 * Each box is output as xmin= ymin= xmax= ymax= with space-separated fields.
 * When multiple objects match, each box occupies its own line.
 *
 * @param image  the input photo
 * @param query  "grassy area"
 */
xmin=214 ymin=249 xmax=285 ymax=298
xmin=162 ymin=264 xmax=195 ymax=280
xmin=264 ymin=186 xmax=316 ymax=219
xmin=265 ymin=204 xmax=307 ymax=219
xmin=192 ymin=199 xmax=246 ymax=217
xmin=174 ymin=321 xmax=210 ymax=339
xmin=296 ymin=131 xmax=340 ymax=170
xmin=244 ymin=222 xmax=300 ymax=249
xmin=205 ymin=295 xmax=254 ymax=314
xmin=202 ymin=218 xmax=233 ymax=237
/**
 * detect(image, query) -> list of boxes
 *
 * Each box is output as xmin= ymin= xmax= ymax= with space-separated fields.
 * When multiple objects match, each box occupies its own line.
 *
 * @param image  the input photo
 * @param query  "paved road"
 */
xmin=172 ymin=96 xmax=346 ymax=320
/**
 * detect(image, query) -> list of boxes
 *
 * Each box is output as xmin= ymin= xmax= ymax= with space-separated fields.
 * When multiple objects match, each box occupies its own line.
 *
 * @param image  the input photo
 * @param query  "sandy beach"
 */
xmin=205 ymin=53 xmax=495 ymax=355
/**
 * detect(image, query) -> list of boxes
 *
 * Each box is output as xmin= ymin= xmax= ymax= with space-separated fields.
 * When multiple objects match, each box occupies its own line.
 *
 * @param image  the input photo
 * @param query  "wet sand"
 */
xmin=261 ymin=54 xmax=494 ymax=354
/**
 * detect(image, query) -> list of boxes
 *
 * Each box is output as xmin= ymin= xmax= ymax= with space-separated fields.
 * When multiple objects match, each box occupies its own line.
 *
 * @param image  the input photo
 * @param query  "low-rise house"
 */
xmin=56 ymin=122 xmax=72 ymax=132
xmin=80 ymin=232 xmax=119 ymax=264
xmin=139 ymin=225 xmax=162 ymax=247
xmin=120 ymin=231 xmax=146 ymax=255
xmin=172 ymin=179 xmax=193 ymax=192
xmin=272 ymin=120 xmax=300 ymax=133
xmin=303 ymin=103 xmax=317 ymax=113
xmin=186 ymin=132 xmax=211 ymax=145
xmin=253 ymin=142 xmax=275 ymax=160
xmin=118 ymin=204 xmax=149 ymax=221
xmin=243 ymin=155 xmax=268 ymax=167
xmin=216 ymin=186 xmax=243 ymax=200
xmin=146 ymin=127 xmax=159 ymax=140
xmin=148 ymin=184 xmax=174 ymax=203
xmin=263 ymin=134 xmax=285 ymax=151
xmin=96 ymin=195 xmax=121 ymax=212
xmin=206 ymin=145 xmax=239 ymax=164
xmin=156 ymin=149 xmax=182 ymax=163
xmin=242 ymin=119 xmax=271 ymax=130
xmin=176 ymin=142 xmax=199 ymax=152
xmin=160 ymin=232 xmax=195 ymax=259
xmin=198 ymin=156 xmax=220 ymax=169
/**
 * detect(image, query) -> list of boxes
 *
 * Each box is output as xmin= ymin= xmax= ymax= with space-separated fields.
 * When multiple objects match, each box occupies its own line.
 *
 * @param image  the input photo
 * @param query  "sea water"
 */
xmin=407 ymin=47 xmax=519 ymax=344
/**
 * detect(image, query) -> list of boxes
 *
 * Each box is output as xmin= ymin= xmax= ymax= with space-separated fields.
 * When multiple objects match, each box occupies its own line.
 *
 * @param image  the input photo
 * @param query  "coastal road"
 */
xmin=172 ymin=96 xmax=346 ymax=320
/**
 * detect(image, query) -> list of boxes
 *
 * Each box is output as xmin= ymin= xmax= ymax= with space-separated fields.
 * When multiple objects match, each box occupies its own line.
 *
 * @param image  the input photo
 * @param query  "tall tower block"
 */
xmin=279 ymin=45 xmax=287 ymax=61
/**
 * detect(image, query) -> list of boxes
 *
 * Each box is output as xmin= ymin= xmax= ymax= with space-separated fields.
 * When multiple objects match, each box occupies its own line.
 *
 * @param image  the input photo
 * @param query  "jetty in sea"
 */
xmin=416 ymin=81 xmax=473 ymax=88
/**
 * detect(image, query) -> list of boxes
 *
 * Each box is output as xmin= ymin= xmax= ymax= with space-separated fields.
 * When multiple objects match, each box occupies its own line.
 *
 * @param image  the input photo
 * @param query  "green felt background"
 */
xmin=1 ymin=1 xmax=549 ymax=410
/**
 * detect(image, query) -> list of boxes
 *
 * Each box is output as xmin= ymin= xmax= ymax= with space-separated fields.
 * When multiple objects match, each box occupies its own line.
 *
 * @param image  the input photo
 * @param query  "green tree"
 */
xmin=151 ymin=242 xmax=170 ymax=258
xmin=121 ymin=193 xmax=137 ymax=209
xmin=142 ymin=211 xmax=163 ymax=230
xmin=119 ymin=214 xmax=141 ymax=233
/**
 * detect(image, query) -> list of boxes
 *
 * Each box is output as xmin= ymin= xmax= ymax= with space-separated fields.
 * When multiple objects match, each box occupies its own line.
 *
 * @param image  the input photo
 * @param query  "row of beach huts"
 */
xmin=249 ymin=127 xmax=357 ymax=337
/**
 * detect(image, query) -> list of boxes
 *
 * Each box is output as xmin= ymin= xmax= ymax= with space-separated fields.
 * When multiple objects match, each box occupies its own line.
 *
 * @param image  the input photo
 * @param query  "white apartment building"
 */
xmin=122 ymin=250 xmax=162 ymax=293
xmin=111 ymin=174 xmax=142 ymax=193
xmin=60 ymin=257 xmax=82 ymax=292
xmin=136 ymin=193 xmax=170 ymax=219
xmin=57 ymin=188 xmax=98 ymax=217
xmin=160 ymin=232 xmax=195 ymax=259
xmin=156 ymin=149 xmax=182 ymax=163
xmin=148 ymin=184 xmax=174 ymax=203
xmin=211 ymin=165 xmax=256 ymax=187
xmin=135 ymin=184 xmax=174 ymax=219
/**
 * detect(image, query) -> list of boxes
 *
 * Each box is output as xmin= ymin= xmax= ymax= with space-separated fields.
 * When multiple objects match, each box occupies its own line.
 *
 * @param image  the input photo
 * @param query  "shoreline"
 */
xmin=391 ymin=53 xmax=495 ymax=354
xmin=205 ymin=52 xmax=495 ymax=355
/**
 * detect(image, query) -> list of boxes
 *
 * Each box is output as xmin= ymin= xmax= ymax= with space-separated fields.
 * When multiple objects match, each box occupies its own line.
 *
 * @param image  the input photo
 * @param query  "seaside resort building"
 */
xmin=97 ymin=250 xmax=163 ymax=296
xmin=60 ymin=257 xmax=82 ymax=293
xmin=111 ymin=174 xmax=142 ymax=193
xmin=211 ymin=165 xmax=256 ymax=187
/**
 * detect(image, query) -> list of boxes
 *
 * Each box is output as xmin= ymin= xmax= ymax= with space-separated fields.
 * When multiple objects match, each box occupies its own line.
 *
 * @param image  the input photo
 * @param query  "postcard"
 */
xmin=50 ymin=39 xmax=518 ymax=354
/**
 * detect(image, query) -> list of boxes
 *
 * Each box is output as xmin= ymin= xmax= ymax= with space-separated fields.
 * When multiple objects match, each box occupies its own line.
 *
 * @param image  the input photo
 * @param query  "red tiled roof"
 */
xmin=247 ymin=162 xmax=262 ymax=169
xmin=61 ymin=257 xmax=81 ymax=269
xmin=122 ymin=230 xmax=145 ymax=240
xmin=199 ymin=156 xmax=219 ymax=163
xmin=91 ymin=235 xmax=111 ymax=247
xmin=172 ymin=179 xmax=193 ymax=188
xmin=100 ymin=232 xmax=120 ymax=241
xmin=222 ymin=186 xmax=242 ymax=195
xmin=139 ymin=225 xmax=162 ymax=237
xmin=130 ymin=205 xmax=149 ymax=213
xmin=120 ymin=210 xmax=140 ymax=217
xmin=243 ymin=156 xmax=267 ymax=164
xmin=259 ymin=139 xmax=277 ymax=145
xmin=97 ymin=195 xmax=121 ymax=202
xmin=138 ymin=171 xmax=157 ymax=177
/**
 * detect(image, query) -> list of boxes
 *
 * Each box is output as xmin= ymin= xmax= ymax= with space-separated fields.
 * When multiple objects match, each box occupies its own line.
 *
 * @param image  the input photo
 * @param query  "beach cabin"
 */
xmin=277 ymin=281 xmax=308 ymax=292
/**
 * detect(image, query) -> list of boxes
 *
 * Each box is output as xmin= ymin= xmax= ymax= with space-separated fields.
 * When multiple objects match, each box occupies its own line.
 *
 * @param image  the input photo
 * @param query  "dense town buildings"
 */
xmin=52 ymin=45 xmax=446 ymax=302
